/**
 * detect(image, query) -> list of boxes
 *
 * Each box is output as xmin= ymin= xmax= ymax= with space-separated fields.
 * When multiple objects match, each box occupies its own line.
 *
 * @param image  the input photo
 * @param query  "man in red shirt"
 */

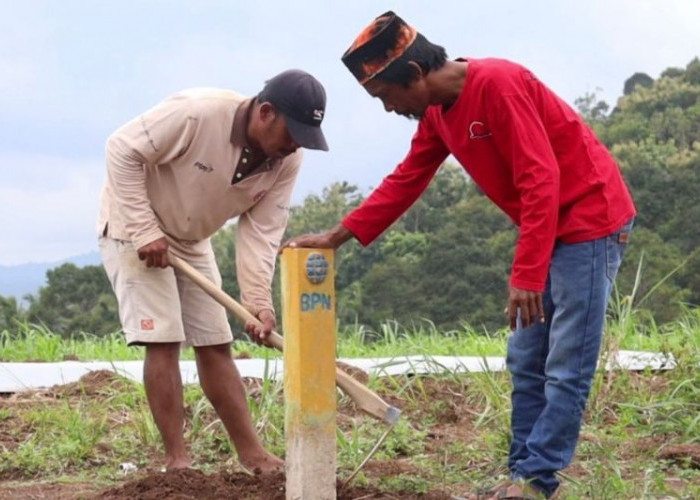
xmin=284 ymin=11 xmax=635 ymax=499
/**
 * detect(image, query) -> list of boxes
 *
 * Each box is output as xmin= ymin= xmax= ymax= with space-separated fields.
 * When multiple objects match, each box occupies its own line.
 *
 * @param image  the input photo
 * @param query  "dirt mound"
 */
xmin=96 ymin=468 xmax=451 ymax=499
xmin=98 ymin=469 xmax=261 ymax=500
xmin=361 ymin=458 xmax=421 ymax=476
xmin=658 ymin=444 xmax=700 ymax=469
xmin=52 ymin=369 xmax=131 ymax=397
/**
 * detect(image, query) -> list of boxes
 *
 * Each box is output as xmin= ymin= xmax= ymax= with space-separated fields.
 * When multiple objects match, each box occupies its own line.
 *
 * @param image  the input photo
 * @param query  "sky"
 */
xmin=1 ymin=0 xmax=699 ymax=265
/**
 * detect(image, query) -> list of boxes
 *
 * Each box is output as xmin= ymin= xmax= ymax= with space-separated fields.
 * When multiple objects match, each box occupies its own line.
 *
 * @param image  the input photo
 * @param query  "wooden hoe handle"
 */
xmin=169 ymin=254 xmax=400 ymax=424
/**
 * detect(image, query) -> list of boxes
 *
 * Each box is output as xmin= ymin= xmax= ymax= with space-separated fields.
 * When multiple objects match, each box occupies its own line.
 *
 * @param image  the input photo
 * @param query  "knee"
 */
xmin=506 ymin=347 xmax=528 ymax=375
xmin=194 ymin=343 xmax=232 ymax=363
xmin=145 ymin=342 xmax=181 ymax=361
xmin=544 ymin=373 xmax=593 ymax=410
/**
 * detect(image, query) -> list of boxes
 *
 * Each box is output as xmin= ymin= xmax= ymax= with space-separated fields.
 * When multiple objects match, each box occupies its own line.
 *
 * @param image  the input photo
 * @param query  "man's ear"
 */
xmin=258 ymin=102 xmax=278 ymax=123
xmin=407 ymin=61 xmax=425 ymax=82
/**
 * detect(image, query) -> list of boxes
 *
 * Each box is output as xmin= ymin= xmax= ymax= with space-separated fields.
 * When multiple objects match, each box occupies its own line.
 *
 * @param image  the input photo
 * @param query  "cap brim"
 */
xmin=282 ymin=115 xmax=329 ymax=152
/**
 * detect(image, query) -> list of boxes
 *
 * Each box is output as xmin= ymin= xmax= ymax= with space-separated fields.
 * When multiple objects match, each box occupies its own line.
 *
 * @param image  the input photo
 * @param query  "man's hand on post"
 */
xmin=137 ymin=237 xmax=170 ymax=268
xmin=280 ymin=223 xmax=353 ymax=253
xmin=245 ymin=309 xmax=276 ymax=347
xmin=507 ymin=286 xmax=545 ymax=330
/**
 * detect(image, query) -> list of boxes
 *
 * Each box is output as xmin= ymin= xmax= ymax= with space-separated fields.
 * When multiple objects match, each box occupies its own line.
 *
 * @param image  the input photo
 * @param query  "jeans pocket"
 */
xmin=606 ymin=219 xmax=634 ymax=282
xmin=605 ymin=238 xmax=622 ymax=282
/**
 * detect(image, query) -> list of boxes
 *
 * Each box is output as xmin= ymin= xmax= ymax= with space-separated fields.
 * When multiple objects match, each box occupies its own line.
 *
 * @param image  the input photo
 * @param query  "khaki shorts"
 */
xmin=100 ymin=237 xmax=233 ymax=347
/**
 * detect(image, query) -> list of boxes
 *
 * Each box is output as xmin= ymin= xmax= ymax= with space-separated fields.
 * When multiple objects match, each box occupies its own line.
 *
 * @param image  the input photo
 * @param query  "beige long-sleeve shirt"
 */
xmin=98 ymin=88 xmax=302 ymax=315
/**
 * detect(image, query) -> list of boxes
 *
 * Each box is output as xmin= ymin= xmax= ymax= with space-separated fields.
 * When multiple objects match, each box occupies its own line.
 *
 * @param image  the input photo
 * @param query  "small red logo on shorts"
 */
xmin=141 ymin=319 xmax=155 ymax=331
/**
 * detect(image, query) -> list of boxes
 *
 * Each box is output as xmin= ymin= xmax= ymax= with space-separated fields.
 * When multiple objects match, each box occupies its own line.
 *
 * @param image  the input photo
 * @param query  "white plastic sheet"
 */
xmin=0 ymin=350 xmax=676 ymax=393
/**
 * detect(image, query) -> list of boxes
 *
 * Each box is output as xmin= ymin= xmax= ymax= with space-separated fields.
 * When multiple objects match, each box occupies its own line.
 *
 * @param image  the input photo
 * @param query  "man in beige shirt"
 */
xmin=98 ymin=70 xmax=328 ymax=471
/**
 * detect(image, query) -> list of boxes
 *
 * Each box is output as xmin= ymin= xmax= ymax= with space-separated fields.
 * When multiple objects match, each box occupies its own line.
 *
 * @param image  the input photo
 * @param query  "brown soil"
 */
xmin=94 ymin=468 xmax=450 ymax=500
xmin=51 ymin=369 xmax=132 ymax=398
xmin=596 ymin=371 xmax=673 ymax=399
xmin=0 ymin=481 xmax=99 ymax=500
xmin=0 ymin=469 xmax=452 ymax=500
xmin=658 ymin=443 xmax=700 ymax=469
xmin=360 ymin=458 xmax=422 ymax=477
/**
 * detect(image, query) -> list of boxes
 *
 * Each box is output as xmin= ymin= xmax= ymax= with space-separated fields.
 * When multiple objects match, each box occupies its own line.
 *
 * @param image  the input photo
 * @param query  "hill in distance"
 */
xmin=0 ymin=251 xmax=102 ymax=300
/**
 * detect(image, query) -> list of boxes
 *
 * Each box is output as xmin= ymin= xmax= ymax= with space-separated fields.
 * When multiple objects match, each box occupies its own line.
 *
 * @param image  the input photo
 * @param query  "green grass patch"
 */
xmin=3 ymin=308 xmax=700 ymax=362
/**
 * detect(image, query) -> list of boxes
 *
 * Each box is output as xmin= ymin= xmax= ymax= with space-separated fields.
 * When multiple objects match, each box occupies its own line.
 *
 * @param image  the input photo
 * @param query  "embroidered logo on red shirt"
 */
xmin=140 ymin=319 xmax=155 ymax=331
xmin=469 ymin=121 xmax=492 ymax=139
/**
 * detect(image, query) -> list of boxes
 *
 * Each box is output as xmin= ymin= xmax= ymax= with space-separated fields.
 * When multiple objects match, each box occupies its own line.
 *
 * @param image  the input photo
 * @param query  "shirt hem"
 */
xmin=558 ymin=210 xmax=636 ymax=244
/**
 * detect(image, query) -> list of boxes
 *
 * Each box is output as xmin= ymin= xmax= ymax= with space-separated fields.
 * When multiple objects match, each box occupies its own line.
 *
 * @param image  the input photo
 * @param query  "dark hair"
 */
xmin=374 ymin=33 xmax=448 ymax=86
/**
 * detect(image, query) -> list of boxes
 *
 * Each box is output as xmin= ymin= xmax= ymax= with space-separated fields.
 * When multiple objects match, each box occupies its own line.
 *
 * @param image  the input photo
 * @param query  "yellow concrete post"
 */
xmin=281 ymin=248 xmax=336 ymax=500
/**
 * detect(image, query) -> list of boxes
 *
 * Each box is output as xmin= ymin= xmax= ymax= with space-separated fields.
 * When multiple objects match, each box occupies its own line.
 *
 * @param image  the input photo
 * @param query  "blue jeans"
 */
xmin=506 ymin=219 xmax=633 ymax=497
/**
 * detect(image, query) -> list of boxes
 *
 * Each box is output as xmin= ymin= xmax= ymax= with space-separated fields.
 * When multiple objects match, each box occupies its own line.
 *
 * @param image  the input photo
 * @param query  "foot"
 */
xmin=457 ymin=480 xmax=509 ymax=500
xmin=165 ymin=457 xmax=193 ymax=471
xmin=459 ymin=480 xmax=546 ymax=500
xmin=487 ymin=482 xmax=546 ymax=500
xmin=239 ymin=451 xmax=284 ymax=475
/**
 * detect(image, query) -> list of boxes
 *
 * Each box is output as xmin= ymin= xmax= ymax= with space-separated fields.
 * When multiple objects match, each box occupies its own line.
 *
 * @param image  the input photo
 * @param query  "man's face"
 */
xmin=364 ymin=78 xmax=430 ymax=120
xmin=257 ymin=106 xmax=301 ymax=159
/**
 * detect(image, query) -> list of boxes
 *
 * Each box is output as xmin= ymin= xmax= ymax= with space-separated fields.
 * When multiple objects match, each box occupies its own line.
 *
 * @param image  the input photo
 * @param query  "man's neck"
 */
xmin=244 ymin=100 xmax=264 ymax=152
xmin=427 ymin=60 xmax=468 ymax=108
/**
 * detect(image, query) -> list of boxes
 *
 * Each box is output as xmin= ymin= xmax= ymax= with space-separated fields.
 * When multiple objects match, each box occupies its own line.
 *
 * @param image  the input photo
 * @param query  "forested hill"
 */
xmin=2 ymin=58 xmax=699 ymax=336
xmin=0 ymin=252 xmax=101 ymax=300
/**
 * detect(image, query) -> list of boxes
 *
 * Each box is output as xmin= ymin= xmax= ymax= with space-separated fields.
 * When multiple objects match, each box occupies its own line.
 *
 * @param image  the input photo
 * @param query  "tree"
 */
xmin=597 ymin=57 xmax=700 ymax=320
xmin=285 ymin=181 xmax=363 ymax=237
xmin=623 ymin=72 xmax=654 ymax=96
xmin=0 ymin=295 xmax=24 ymax=333
xmin=660 ymin=67 xmax=684 ymax=79
xmin=575 ymin=90 xmax=610 ymax=129
xmin=614 ymin=228 xmax=690 ymax=324
xmin=26 ymin=264 xmax=119 ymax=337
xmin=684 ymin=57 xmax=700 ymax=85
xmin=417 ymin=194 xmax=516 ymax=329
xmin=402 ymin=163 xmax=472 ymax=233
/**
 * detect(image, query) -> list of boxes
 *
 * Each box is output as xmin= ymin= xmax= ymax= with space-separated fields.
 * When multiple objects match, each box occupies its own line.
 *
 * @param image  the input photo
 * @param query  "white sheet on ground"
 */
xmin=0 ymin=350 xmax=677 ymax=393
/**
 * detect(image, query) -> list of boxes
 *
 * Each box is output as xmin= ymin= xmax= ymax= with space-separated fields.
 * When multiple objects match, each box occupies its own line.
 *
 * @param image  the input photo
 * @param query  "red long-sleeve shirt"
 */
xmin=342 ymin=58 xmax=636 ymax=291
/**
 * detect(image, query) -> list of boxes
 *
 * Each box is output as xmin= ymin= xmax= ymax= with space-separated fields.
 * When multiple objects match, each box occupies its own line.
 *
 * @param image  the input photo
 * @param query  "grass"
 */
xmin=0 ymin=319 xmax=506 ymax=361
xmin=3 ymin=307 xmax=700 ymax=362
xmin=1 ymin=308 xmax=699 ymax=498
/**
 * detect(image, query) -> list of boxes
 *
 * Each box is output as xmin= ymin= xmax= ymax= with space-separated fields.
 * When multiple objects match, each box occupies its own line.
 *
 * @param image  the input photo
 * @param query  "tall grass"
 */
xmin=0 ymin=325 xmax=138 ymax=362
xmin=2 ymin=308 xmax=699 ymax=363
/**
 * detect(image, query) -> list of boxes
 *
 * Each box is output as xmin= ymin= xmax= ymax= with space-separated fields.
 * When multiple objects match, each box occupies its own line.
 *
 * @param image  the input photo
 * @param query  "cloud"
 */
xmin=0 ymin=154 xmax=103 ymax=265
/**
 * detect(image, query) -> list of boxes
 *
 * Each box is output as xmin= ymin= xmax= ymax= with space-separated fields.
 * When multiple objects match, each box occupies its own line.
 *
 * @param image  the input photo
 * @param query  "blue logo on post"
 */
xmin=305 ymin=252 xmax=328 ymax=284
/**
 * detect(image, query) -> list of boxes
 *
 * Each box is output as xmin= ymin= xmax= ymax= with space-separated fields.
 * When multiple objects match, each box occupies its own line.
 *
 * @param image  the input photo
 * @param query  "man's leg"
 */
xmin=100 ymin=237 xmax=190 ymax=469
xmin=144 ymin=342 xmax=191 ymax=469
xmin=512 ymin=223 xmax=630 ymax=497
xmin=194 ymin=343 xmax=283 ymax=472
xmin=506 ymin=286 xmax=553 ymax=470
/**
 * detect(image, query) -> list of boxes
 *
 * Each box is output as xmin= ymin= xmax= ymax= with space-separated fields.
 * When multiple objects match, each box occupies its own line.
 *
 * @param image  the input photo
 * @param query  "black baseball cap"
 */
xmin=258 ymin=69 xmax=329 ymax=151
